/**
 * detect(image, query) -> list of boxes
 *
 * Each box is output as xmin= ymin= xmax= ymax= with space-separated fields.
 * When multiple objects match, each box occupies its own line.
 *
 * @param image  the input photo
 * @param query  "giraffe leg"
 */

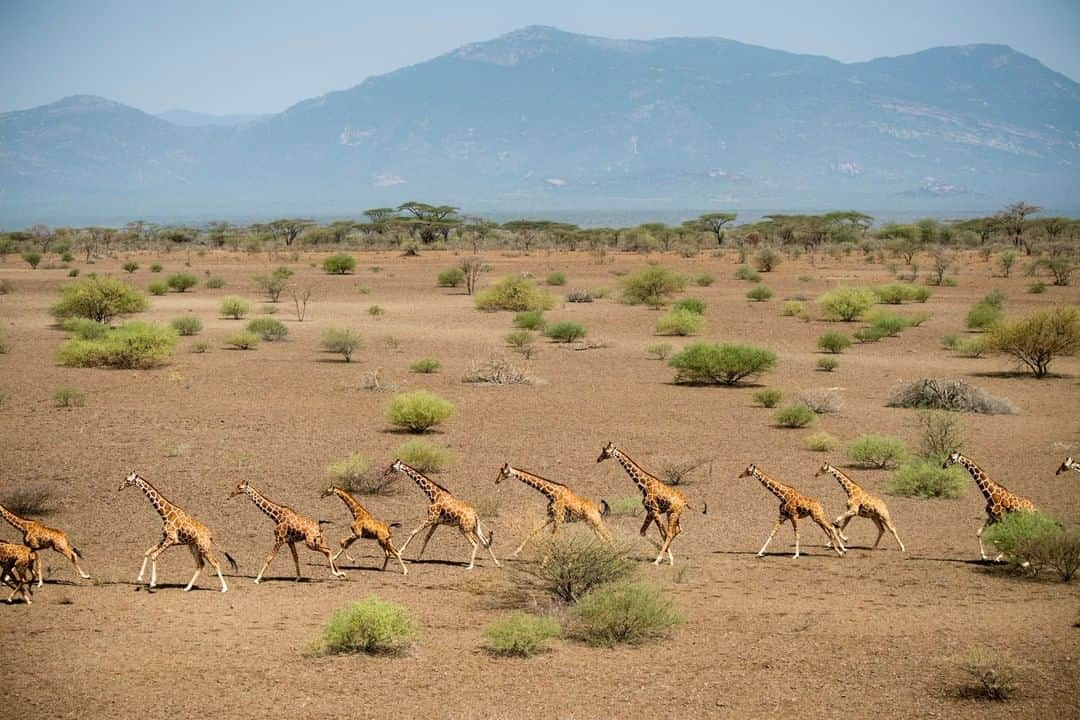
xmin=334 ymin=535 xmax=359 ymax=563
xmin=288 ymin=542 xmax=302 ymax=580
xmin=255 ymin=540 xmax=284 ymax=584
xmin=886 ymin=520 xmax=906 ymax=552
xmin=384 ymin=540 xmax=408 ymax=575
xmin=183 ymin=544 xmax=204 ymax=592
xmin=831 ymin=510 xmax=856 ymax=545
xmin=33 ymin=552 xmax=43 ymax=588
xmin=62 ymin=545 xmax=91 ymax=580
xmin=315 ymin=541 xmax=345 ymax=578
xmin=201 ymin=547 xmax=228 ymax=593
xmin=481 ymin=528 xmax=501 ymax=568
xmin=639 ymin=511 xmax=656 ymax=538
xmin=819 ymin=519 xmax=845 ymax=556
xmin=397 ymin=521 xmax=432 ymax=556
xmin=461 ymin=527 xmax=481 ymax=570
xmin=512 ymin=519 xmax=553 ymax=557
xmin=976 ymin=520 xmax=991 ymax=561
xmin=416 ymin=524 xmax=440 ymax=559
xmin=791 ymin=517 xmax=801 ymax=559
xmin=592 ymin=517 xmax=613 ymax=544
xmin=872 ymin=518 xmax=886 ymax=549
xmin=757 ymin=519 xmax=785 ymax=557
xmin=147 ymin=539 xmax=176 ymax=588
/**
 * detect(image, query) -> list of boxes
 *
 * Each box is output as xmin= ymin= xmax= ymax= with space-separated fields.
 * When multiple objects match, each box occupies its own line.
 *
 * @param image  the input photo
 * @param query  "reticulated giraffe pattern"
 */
xmin=0 ymin=503 xmax=90 ymax=586
xmin=1056 ymin=457 xmax=1080 ymax=476
xmin=0 ymin=541 xmax=37 ymax=604
xmin=322 ymin=485 xmax=407 ymax=575
xmin=119 ymin=471 xmax=237 ymax=592
xmin=741 ymin=464 xmax=845 ymax=558
xmin=495 ymin=463 xmax=612 ymax=556
xmin=816 ymin=462 xmax=905 ymax=552
xmin=943 ymin=452 xmax=1036 ymax=561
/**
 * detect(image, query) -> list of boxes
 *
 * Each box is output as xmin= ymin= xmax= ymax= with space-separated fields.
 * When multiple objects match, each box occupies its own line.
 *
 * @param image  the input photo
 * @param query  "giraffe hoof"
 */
xmin=220 ymin=587 xmax=228 ymax=593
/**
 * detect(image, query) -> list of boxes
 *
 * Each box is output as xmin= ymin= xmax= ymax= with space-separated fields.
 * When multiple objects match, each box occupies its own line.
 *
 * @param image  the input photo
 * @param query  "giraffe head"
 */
xmin=738 ymin=464 xmax=758 ymax=478
xmin=814 ymin=462 xmax=834 ymax=477
xmin=1056 ymin=457 xmax=1074 ymax=475
xmin=229 ymin=477 xmax=250 ymax=499
xmin=321 ymin=485 xmax=340 ymax=498
xmin=597 ymin=442 xmax=617 ymax=463
xmin=387 ymin=459 xmax=406 ymax=475
xmin=495 ymin=463 xmax=514 ymax=484
xmin=119 ymin=470 xmax=141 ymax=491
xmin=942 ymin=451 xmax=962 ymax=470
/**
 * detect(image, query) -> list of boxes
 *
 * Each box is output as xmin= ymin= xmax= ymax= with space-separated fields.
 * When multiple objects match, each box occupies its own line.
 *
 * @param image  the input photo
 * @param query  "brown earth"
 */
xmin=0 ymin=247 xmax=1078 ymax=720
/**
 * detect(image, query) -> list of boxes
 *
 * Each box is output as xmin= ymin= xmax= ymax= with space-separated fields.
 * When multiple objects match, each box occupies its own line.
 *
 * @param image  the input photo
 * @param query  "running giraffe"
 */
xmin=321 ymin=485 xmax=407 ymax=575
xmin=1056 ymin=457 xmax=1080 ymax=476
xmin=231 ymin=478 xmax=345 ymax=583
xmin=0 ymin=502 xmax=90 ymax=586
xmin=597 ymin=442 xmax=706 ymax=565
xmin=0 ymin=541 xmax=37 ymax=604
xmin=943 ymin=452 xmax=1036 ymax=561
xmin=815 ymin=462 xmax=905 ymax=551
xmin=741 ymin=464 xmax=845 ymax=559
xmin=119 ymin=471 xmax=237 ymax=592
xmin=388 ymin=459 xmax=500 ymax=570
xmin=495 ymin=463 xmax=612 ymax=556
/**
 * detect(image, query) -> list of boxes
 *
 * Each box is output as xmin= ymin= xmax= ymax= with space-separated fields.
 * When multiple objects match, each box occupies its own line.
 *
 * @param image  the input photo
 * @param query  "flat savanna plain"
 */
xmin=1 ymin=248 xmax=1078 ymax=720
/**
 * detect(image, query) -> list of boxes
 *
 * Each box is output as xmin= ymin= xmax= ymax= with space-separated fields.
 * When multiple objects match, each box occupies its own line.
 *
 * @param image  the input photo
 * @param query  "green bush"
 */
xmin=544 ymin=321 xmax=587 ymax=343
xmin=224 ymin=331 xmax=259 ymax=350
xmin=1028 ymin=282 xmax=1047 ymax=295
xmin=309 ymin=596 xmax=418 ymax=656
xmin=505 ymin=330 xmax=537 ymax=356
xmin=386 ymin=390 xmax=454 ymax=432
xmin=253 ymin=267 xmax=292 ymax=301
xmin=148 ymin=281 xmax=168 ymax=296
xmin=669 ymin=342 xmax=777 ymax=385
xmin=645 ymin=342 xmax=673 ymax=360
xmin=326 ymin=454 xmax=397 ymax=495
xmin=546 ymin=271 xmax=567 ymax=286
xmin=437 ymin=267 xmax=466 ymax=287
xmin=513 ymin=310 xmax=546 ymax=331
xmin=983 ymin=511 xmax=1061 ymax=560
xmin=394 ymin=439 xmax=452 ymax=473
xmin=166 ymin=272 xmax=198 ymax=292
xmin=483 ymin=613 xmax=561 ymax=657
xmin=511 ymin=535 xmax=635 ymax=603
xmin=619 ymin=265 xmax=686 ymax=307
xmin=672 ymin=297 xmax=707 ymax=315
xmin=753 ymin=247 xmax=782 ymax=272
xmin=752 ymin=388 xmax=782 ymax=408
xmin=53 ymin=387 xmax=87 ymax=408
xmin=170 ymin=316 xmax=203 ymax=336
xmin=323 ymin=253 xmax=357 ymax=274
xmin=570 ymin=582 xmax=681 ymax=647
xmin=368 ymin=305 xmax=384 ymax=317
xmin=476 ymin=276 xmax=555 ymax=312
xmin=873 ymin=283 xmax=930 ymax=304
xmin=50 ymin=276 xmax=148 ymax=324
xmin=817 ymin=286 xmax=877 ymax=321
xmin=817 ymin=331 xmax=851 ymax=354
xmin=887 ymin=459 xmax=967 ymax=498
xmin=204 ymin=276 xmax=226 ymax=289
xmin=57 ymin=322 xmax=178 ymax=369
xmin=966 ymin=302 xmax=1003 ymax=332
xmin=845 ymin=435 xmax=907 ymax=468
xmin=734 ymin=265 xmax=761 ymax=283
xmin=816 ymin=357 xmax=839 ymax=372
xmin=67 ymin=268 xmax=80 ymax=277
xmin=853 ymin=326 xmax=889 ymax=343
xmin=22 ymin=251 xmax=42 ymax=269
xmin=746 ymin=285 xmax=773 ymax=302
xmin=655 ymin=309 xmax=704 ymax=336
xmin=774 ymin=403 xmax=815 ymax=428
xmin=781 ymin=300 xmax=804 ymax=317
xmin=868 ymin=311 xmax=908 ymax=337
xmin=61 ymin=317 xmax=109 ymax=340
xmin=409 ymin=358 xmax=442 ymax=374
xmin=149 ymin=263 xmax=163 ymax=273
xmin=220 ymin=296 xmax=250 ymax=319
xmin=122 ymin=261 xmax=139 ymax=274
xmin=693 ymin=272 xmax=714 ymax=287
xmin=320 ymin=328 xmax=362 ymax=362
xmin=190 ymin=341 xmax=211 ymax=354
xmin=803 ymin=432 xmax=839 ymax=452
xmin=246 ymin=317 xmax=288 ymax=341
xmin=985 ymin=306 xmax=1079 ymax=378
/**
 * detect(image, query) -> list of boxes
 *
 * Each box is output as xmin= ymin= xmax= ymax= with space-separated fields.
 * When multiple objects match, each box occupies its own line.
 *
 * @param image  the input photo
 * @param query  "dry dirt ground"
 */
xmin=1 ymin=247 xmax=1078 ymax=720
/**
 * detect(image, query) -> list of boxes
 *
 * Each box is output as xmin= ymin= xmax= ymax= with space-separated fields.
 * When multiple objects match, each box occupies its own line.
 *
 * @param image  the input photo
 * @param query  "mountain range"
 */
xmin=1 ymin=25 xmax=1078 ymax=226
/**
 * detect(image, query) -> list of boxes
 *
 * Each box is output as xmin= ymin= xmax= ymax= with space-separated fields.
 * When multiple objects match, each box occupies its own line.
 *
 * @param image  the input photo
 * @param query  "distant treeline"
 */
xmin=1 ymin=201 xmax=1076 ymax=259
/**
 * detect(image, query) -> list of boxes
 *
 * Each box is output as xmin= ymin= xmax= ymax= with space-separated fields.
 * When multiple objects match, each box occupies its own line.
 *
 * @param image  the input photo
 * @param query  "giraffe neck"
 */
xmin=398 ymin=463 xmax=444 ymax=503
xmin=752 ymin=468 xmax=792 ymax=501
xmin=610 ymin=449 xmax=654 ymax=495
xmin=825 ymin=466 xmax=860 ymax=497
xmin=507 ymin=467 xmax=561 ymax=500
xmin=332 ymin=488 xmax=365 ymax=516
xmin=955 ymin=455 xmax=999 ymax=501
xmin=243 ymin=484 xmax=286 ymax=522
xmin=133 ymin=477 xmax=181 ymax=521
xmin=0 ymin=504 xmax=30 ymax=532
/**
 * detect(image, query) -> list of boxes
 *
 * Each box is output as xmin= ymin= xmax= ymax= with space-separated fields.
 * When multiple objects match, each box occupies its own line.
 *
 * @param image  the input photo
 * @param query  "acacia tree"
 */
xmin=398 ymin=202 xmax=461 ymax=244
xmin=684 ymin=212 xmax=736 ymax=246
xmin=261 ymin=218 xmax=315 ymax=247
xmin=998 ymin=202 xmax=1042 ymax=255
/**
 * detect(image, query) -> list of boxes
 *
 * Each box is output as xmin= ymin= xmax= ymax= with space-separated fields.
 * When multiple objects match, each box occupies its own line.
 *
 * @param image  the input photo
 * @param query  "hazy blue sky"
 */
xmin=2 ymin=0 xmax=1077 ymax=115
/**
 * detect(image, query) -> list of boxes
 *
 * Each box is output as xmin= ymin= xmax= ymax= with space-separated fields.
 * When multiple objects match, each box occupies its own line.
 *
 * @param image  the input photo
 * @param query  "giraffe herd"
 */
xmin=0 ymin=447 xmax=1069 ymax=603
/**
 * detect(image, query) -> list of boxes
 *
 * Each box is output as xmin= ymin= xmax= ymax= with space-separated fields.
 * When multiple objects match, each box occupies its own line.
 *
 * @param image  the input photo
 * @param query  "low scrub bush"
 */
xmin=320 ymin=328 xmax=362 ymax=362
xmin=253 ymin=267 xmax=293 ymax=301
xmin=954 ymin=649 xmax=1021 ymax=701
xmin=476 ymin=276 xmax=555 ymax=312
xmin=887 ymin=459 xmax=966 ymax=498
xmin=0 ymin=487 xmax=55 ymax=516
xmin=983 ymin=511 xmax=1061 ymax=561
xmin=752 ymin=387 xmax=783 ymax=408
xmin=817 ymin=286 xmax=877 ymax=322
xmin=122 ymin=261 xmax=139 ymax=273
xmin=368 ymin=305 xmax=384 ymax=317
xmin=437 ymin=267 xmax=466 ymax=287
xmin=190 ymin=341 xmax=211 ymax=354
xmin=886 ymin=378 xmax=1015 ymax=415
xmin=873 ymin=283 xmax=930 ymax=304
xmin=569 ymin=581 xmax=681 ymax=647
xmin=61 ymin=318 xmax=109 ymax=340
xmin=693 ymin=272 xmax=715 ymax=287
xmin=149 ymin=263 xmax=163 ymax=273
xmin=985 ymin=306 xmax=1079 ymax=378
xmin=511 ymin=535 xmax=635 ymax=603
xmin=504 ymin=330 xmax=538 ymax=358
xmin=867 ymin=311 xmax=908 ymax=337
xmin=803 ymin=432 xmax=839 ymax=452
xmin=672 ymin=297 xmax=706 ymax=315
xmin=1027 ymin=282 xmax=1047 ymax=295
xmin=246 ymin=317 xmax=288 ymax=341
xmin=817 ymin=331 xmax=851 ymax=354
xmin=220 ymin=296 xmax=250 ymax=319
xmin=224 ymin=331 xmax=259 ymax=350
xmin=853 ymin=326 xmax=889 ymax=343
xmin=22 ymin=251 xmax=41 ymax=268
xmin=845 ymin=435 xmax=907 ymax=468
xmin=746 ymin=284 xmax=772 ymax=302
xmin=546 ymin=271 xmax=567 ymax=286
xmin=966 ymin=301 xmax=1003 ymax=332
xmin=464 ymin=355 xmax=534 ymax=384
xmin=781 ymin=300 xmax=804 ymax=317
xmin=816 ymin=357 xmax=839 ymax=372
xmin=544 ymin=321 xmax=587 ymax=343
xmin=309 ymin=596 xmax=418 ymax=656
xmin=50 ymin=276 xmax=148 ymax=324
xmin=483 ymin=613 xmax=561 ymax=657
xmin=395 ymin=440 xmax=452 ymax=473
xmin=669 ymin=343 xmax=777 ymax=386
xmin=566 ymin=289 xmax=593 ymax=303
xmin=734 ymin=265 xmax=761 ymax=283
xmin=513 ymin=310 xmax=546 ymax=331
xmin=386 ymin=390 xmax=454 ymax=432
xmin=774 ymin=403 xmax=815 ymax=428
xmin=620 ymin=265 xmax=686 ymax=307
xmin=323 ymin=253 xmax=357 ymax=274
xmin=170 ymin=316 xmax=203 ymax=336
xmin=204 ymin=276 xmax=226 ymax=289
xmin=410 ymin=358 xmax=441 ymax=374
xmin=57 ymin=322 xmax=178 ymax=368
xmin=53 ymin=387 xmax=87 ymax=408
xmin=326 ymin=454 xmax=397 ymax=495
xmin=915 ymin=410 xmax=964 ymax=462
xmin=655 ymin=309 xmax=703 ymax=336
xmin=753 ymin=247 xmax=782 ymax=272
xmin=166 ymin=272 xmax=198 ymax=292
xmin=954 ymin=337 xmax=989 ymax=358
xmin=148 ymin=281 xmax=168 ymax=296
xmin=645 ymin=342 xmax=673 ymax=360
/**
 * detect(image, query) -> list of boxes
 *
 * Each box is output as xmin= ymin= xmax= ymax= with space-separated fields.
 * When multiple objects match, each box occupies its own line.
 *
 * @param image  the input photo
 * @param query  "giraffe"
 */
xmin=321 ymin=485 xmax=407 ymax=575
xmin=230 ymin=478 xmax=345 ymax=583
xmin=0 ymin=541 xmax=37 ymax=604
xmin=740 ymin=464 xmax=845 ymax=559
xmin=0 ymin=503 xmax=91 ymax=587
xmin=1056 ymin=457 xmax=1080 ymax=476
xmin=815 ymin=462 xmax=905 ymax=552
xmin=495 ymin=463 xmax=612 ymax=556
xmin=119 ymin=471 xmax=237 ymax=592
xmin=596 ymin=442 xmax=706 ymax=565
xmin=388 ymin=459 xmax=500 ymax=570
xmin=943 ymin=451 xmax=1036 ymax=561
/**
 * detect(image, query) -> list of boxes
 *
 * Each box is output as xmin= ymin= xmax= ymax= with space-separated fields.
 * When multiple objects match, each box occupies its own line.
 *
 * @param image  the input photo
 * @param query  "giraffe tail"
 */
xmin=73 ymin=546 xmax=84 ymax=559
xmin=389 ymin=522 xmax=402 ymax=529
xmin=600 ymin=499 xmax=611 ymax=518
xmin=224 ymin=552 xmax=239 ymax=573
xmin=317 ymin=519 xmax=334 ymax=526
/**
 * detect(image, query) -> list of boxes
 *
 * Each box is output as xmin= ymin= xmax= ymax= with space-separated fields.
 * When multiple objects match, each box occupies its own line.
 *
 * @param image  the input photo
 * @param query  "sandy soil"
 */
xmin=0 ymin=247 xmax=1077 ymax=720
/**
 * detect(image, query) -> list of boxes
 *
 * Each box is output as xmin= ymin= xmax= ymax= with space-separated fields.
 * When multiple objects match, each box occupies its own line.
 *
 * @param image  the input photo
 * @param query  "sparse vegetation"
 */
xmin=817 ymin=331 xmax=851 ymax=354
xmin=476 ymin=276 xmax=555 ymax=312
xmin=620 ymin=265 xmax=686 ymax=307
xmin=53 ymin=387 xmax=87 ymax=408
xmin=887 ymin=378 xmax=1015 ymax=414
xmin=220 ymin=296 xmax=250 ymax=319
xmin=510 ymin=535 xmax=634 ymax=603
xmin=61 ymin=317 xmax=109 ymax=340
xmin=734 ymin=265 xmax=761 ymax=283
xmin=410 ymin=358 xmax=442 ymax=374
xmin=246 ymin=317 xmax=288 ymax=341
xmin=692 ymin=272 xmax=714 ymax=287
xmin=50 ymin=276 xmax=148 ymax=324
xmin=504 ymin=330 xmax=538 ymax=358
xmin=845 ymin=435 xmax=907 ymax=468
xmin=483 ymin=613 xmax=561 ymax=657
xmin=170 ymin=316 xmax=203 ymax=336
xmin=463 ymin=355 xmax=533 ymax=385
xmin=513 ymin=310 xmax=546 ymax=331
xmin=320 ymin=328 xmax=362 ymax=362
xmin=308 ymin=596 xmax=418 ymax=656
xmin=803 ymin=432 xmax=839 ymax=452
xmin=781 ymin=300 xmax=805 ymax=317
xmin=0 ymin=486 xmax=55 ymax=516
xmin=669 ymin=343 xmax=777 ymax=386
xmin=394 ymin=439 xmax=452 ymax=473
xmin=148 ymin=281 xmax=168 ymax=296
xmin=984 ymin=306 xmax=1079 ymax=378
xmin=646 ymin=342 xmax=674 ymax=360
xmin=544 ymin=321 xmax=587 ymax=343
xmin=816 ymin=357 xmax=839 ymax=372
xmin=817 ymin=286 xmax=876 ymax=322
xmin=746 ymin=285 xmax=773 ymax=302
xmin=166 ymin=272 xmax=198 ymax=292
xmin=149 ymin=263 xmax=163 ymax=273
xmin=386 ymin=390 xmax=454 ymax=432
xmin=224 ymin=331 xmax=260 ymax=350
xmin=546 ymin=271 xmax=567 ymax=286
xmin=655 ymin=309 xmax=703 ymax=336
xmin=753 ymin=247 xmax=782 ymax=272
xmin=22 ymin=251 xmax=41 ymax=269
xmin=954 ymin=649 xmax=1021 ymax=701
xmin=437 ymin=267 xmax=466 ymax=287
xmin=253 ymin=267 xmax=293 ymax=301
xmin=58 ymin=321 xmax=178 ymax=368
xmin=204 ymin=275 xmax=226 ymax=289
xmin=566 ymin=289 xmax=593 ymax=303
xmin=774 ymin=403 xmax=815 ymax=428
xmin=323 ymin=253 xmax=357 ymax=274
xmin=123 ymin=261 xmax=139 ymax=273
xmin=672 ymin=297 xmax=706 ymax=315
xmin=752 ymin=388 xmax=782 ymax=408
xmin=326 ymin=454 xmax=397 ymax=495
xmin=888 ymin=459 xmax=966 ymax=498
xmin=569 ymin=581 xmax=682 ymax=647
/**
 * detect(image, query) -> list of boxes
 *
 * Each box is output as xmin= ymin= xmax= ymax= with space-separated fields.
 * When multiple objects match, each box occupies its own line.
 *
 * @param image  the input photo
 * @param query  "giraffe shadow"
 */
xmin=711 ymin=549 xmax=847 ymax=559
xmin=915 ymin=556 xmax=1000 ymax=566
xmin=405 ymin=558 xmax=474 ymax=568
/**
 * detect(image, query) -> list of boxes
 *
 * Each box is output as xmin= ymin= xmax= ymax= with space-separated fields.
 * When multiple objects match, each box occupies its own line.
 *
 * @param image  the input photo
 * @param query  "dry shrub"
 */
xmin=1 ymin=486 xmax=56 ymax=516
xmin=954 ymin=649 xmax=1021 ymax=701
xmin=660 ymin=459 xmax=708 ymax=486
xmin=796 ymin=388 xmax=843 ymax=414
xmin=359 ymin=368 xmax=398 ymax=393
xmin=463 ymin=355 xmax=534 ymax=385
xmin=510 ymin=534 xmax=635 ymax=604
xmin=887 ymin=378 xmax=1016 ymax=415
